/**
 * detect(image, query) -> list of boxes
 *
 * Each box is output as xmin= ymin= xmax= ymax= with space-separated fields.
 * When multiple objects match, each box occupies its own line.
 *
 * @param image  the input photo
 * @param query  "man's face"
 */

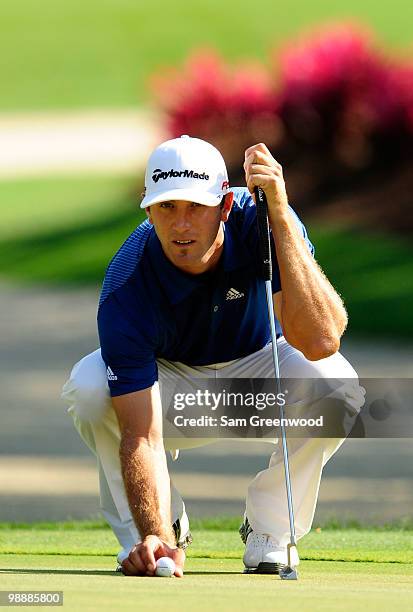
xmin=145 ymin=194 xmax=233 ymax=275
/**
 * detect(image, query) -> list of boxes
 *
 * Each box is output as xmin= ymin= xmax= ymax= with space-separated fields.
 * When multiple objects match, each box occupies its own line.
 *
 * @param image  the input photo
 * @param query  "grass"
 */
xmin=2 ymin=516 xmax=413 ymax=532
xmin=1 ymin=174 xmax=413 ymax=337
xmin=0 ymin=174 xmax=144 ymax=285
xmin=0 ymin=175 xmax=136 ymax=241
xmin=0 ymin=521 xmax=412 ymax=611
xmin=1 ymin=556 xmax=412 ymax=612
xmin=308 ymin=223 xmax=413 ymax=337
xmin=1 ymin=525 xmax=413 ymax=564
xmin=1 ymin=0 xmax=413 ymax=111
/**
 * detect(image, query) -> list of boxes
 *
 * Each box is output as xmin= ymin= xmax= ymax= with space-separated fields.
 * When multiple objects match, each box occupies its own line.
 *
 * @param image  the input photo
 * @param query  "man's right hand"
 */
xmin=121 ymin=535 xmax=185 ymax=577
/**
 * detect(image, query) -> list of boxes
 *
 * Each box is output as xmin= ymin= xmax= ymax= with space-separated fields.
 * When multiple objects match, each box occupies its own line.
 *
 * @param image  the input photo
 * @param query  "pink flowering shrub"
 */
xmin=150 ymin=51 xmax=280 ymax=170
xmin=277 ymin=24 xmax=413 ymax=171
xmin=278 ymin=24 xmax=413 ymax=133
xmin=150 ymin=23 xmax=413 ymax=223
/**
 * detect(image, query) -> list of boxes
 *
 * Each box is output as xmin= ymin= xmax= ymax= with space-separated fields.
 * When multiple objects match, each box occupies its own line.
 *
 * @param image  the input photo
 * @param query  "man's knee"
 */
xmin=61 ymin=349 xmax=111 ymax=422
xmin=279 ymin=340 xmax=365 ymax=417
xmin=278 ymin=337 xmax=356 ymax=379
xmin=311 ymin=349 xmax=358 ymax=379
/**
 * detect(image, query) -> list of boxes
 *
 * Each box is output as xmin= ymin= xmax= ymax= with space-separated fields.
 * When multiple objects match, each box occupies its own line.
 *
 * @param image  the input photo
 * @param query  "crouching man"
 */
xmin=62 ymin=136 xmax=364 ymax=576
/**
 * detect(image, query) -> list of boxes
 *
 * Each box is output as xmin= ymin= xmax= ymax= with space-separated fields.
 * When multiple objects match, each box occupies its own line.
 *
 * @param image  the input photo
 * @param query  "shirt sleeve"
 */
xmin=98 ymin=286 xmax=158 ymax=396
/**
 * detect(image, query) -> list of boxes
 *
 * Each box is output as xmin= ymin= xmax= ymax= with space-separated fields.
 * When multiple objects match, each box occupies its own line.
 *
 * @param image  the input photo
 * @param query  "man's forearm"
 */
xmin=243 ymin=142 xmax=347 ymax=360
xmin=119 ymin=437 xmax=175 ymax=545
xmin=271 ymin=210 xmax=347 ymax=360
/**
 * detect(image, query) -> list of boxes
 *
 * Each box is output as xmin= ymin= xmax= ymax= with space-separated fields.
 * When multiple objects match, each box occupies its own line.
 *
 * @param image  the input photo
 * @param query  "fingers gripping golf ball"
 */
xmin=155 ymin=556 xmax=175 ymax=577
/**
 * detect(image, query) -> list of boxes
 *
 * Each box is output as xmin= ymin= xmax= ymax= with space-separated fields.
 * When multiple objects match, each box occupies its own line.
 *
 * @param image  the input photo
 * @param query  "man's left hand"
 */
xmin=244 ymin=143 xmax=289 ymax=218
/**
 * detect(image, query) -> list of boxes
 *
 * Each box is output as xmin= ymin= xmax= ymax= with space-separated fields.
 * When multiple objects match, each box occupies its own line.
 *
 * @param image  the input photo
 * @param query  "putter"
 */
xmin=254 ymin=186 xmax=298 ymax=580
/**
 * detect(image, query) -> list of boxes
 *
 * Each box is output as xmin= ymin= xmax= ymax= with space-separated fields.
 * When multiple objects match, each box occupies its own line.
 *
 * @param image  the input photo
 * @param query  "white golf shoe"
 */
xmin=243 ymin=532 xmax=300 ymax=574
xmin=240 ymin=517 xmax=299 ymax=574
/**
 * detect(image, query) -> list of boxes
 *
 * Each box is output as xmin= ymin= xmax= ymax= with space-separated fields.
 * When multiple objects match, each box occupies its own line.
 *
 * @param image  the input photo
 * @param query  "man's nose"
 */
xmin=172 ymin=209 xmax=191 ymax=232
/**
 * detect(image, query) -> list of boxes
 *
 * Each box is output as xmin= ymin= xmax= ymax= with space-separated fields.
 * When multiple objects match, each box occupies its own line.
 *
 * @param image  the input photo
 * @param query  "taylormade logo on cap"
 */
xmin=152 ymin=168 xmax=210 ymax=184
xmin=140 ymin=135 xmax=229 ymax=208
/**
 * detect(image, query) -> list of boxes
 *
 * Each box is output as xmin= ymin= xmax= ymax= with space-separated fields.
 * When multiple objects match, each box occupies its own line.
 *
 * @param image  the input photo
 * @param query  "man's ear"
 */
xmin=220 ymin=192 xmax=234 ymax=222
xmin=145 ymin=207 xmax=154 ymax=224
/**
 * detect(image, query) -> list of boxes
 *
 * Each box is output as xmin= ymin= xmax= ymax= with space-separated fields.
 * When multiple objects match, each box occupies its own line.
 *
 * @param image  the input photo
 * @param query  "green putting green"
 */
xmin=0 ymin=523 xmax=412 ymax=611
xmin=1 ymin=555 xmax=412 ymax=612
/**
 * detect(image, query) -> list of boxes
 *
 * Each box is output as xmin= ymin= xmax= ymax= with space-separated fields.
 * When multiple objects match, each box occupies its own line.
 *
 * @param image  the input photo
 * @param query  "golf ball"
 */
xmin=155 ymin=557 xmax=175 ymax=577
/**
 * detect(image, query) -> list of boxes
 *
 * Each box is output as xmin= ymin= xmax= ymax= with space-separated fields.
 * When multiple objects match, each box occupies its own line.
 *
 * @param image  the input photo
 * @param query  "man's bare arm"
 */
xmin=113 ymin=386 xmax=174 ymax=544
xmin=112 ymin=385 xmax=184 ymax=576
xmin=245 ymin=143 xmax=347 ymax=361
xmin=270 ymin=215 xmax=348 ymax=360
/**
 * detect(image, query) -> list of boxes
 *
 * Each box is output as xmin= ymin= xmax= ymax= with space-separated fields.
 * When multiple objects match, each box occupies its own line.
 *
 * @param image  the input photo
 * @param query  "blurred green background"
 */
xmin=1 ymin=0 xmax=412 ymax=530
xmin=1 ymin=0 xmax=413 ymax=338
xmin=2 ymin=0 xmax=413 ymax=110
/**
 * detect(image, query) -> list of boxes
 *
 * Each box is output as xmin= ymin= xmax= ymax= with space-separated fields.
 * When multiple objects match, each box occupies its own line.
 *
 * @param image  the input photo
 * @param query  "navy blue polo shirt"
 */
xmin=98 ymin=187 xmax=314 ymax=396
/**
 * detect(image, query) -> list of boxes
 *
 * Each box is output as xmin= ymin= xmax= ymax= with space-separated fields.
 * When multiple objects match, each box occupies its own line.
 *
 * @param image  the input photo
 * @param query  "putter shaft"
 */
xmin=264 ymin=281 xmax=297 ymax=549
xmin=254 ymin=186 xmax=298 ymax=578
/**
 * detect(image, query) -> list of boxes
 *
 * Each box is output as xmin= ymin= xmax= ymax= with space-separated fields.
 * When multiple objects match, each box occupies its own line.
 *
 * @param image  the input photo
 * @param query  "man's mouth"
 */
xmin=173 ymin=240 xmax=195 ymax=245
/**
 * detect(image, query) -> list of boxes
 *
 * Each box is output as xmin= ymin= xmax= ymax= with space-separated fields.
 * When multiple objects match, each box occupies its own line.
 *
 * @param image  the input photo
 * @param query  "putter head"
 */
xmin=280 ymin=543 xmax=298 ymax=580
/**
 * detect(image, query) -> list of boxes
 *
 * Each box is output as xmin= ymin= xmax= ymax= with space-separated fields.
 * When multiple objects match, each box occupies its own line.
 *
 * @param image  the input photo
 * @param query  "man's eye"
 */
xmin=160 ymin=202 xmax=173 ymax=208
xmin=191 ymin=202 xmax=202 ymax=207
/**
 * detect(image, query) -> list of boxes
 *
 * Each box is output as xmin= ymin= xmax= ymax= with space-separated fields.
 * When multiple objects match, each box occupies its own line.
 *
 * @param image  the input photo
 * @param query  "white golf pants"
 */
xmin=61 ymin=338 xmax=362 ymax=553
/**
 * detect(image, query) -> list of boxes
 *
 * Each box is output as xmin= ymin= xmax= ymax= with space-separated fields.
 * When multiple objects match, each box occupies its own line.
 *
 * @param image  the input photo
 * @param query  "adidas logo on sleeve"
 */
xmin=106 ymin=366 xmax=118 ymax=381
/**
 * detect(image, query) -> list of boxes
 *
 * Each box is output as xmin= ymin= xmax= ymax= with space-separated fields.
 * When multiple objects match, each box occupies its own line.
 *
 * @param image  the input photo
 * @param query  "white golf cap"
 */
xmin=140 ymin=135 xmax=230 ymax=208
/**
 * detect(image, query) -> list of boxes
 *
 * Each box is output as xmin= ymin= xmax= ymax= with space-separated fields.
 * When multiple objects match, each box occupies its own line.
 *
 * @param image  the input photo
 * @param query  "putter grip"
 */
xmin=254 ymin=187 xmax=272 ymax=281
